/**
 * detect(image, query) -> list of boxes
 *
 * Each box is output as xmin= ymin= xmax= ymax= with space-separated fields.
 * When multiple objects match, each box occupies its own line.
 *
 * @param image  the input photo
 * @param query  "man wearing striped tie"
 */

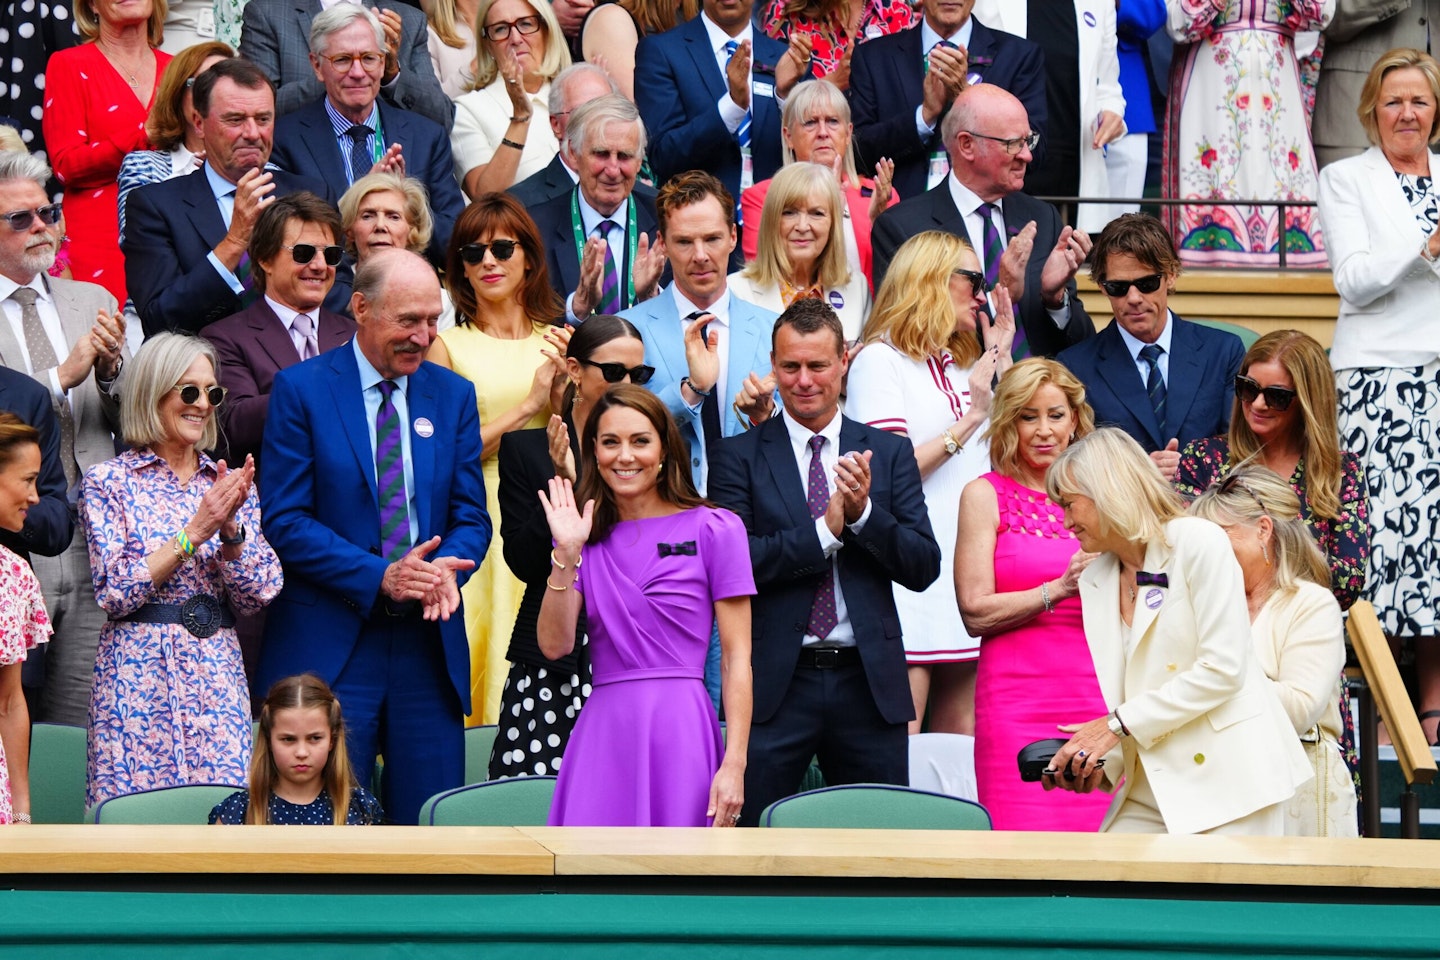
xmin=260 ymin=249 xmax=492 ymax=824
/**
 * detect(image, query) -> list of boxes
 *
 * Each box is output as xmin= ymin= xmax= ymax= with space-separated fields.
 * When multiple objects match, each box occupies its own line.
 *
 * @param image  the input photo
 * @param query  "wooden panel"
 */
xmin=1348 ymin=601 xmax=1439 ymax=786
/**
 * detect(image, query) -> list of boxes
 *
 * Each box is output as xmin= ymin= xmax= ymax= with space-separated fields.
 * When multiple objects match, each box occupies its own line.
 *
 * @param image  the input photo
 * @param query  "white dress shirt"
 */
xmin=1114 ymin=309 xmax=1175 ymax=387
xmin=563 ymin=188 xmax=634 ymax=324
xmin=265 ymin=295 xmax=319 ymax=359
xmin=915 ymin=17 xmax=975 ymax=137
xmin=700 ymin=12 xmax=754 ymax=135
xmin=0 ymin=274 xmax=76 ymax=404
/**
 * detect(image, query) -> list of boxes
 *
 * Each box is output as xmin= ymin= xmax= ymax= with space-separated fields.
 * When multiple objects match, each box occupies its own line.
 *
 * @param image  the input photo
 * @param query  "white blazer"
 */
xmin=725 ymin=271 xmax=871 ymax=343
xmin=1080 ymin=517 xmax=1311 ymax=835
xmin=1317 ymin=145 xmax=1440 ymax=370
xmin=972 ymin=0 xmax=1126 ymax=232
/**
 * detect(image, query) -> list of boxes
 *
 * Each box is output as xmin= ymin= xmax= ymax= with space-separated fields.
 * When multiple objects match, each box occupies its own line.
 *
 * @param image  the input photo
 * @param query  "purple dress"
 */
xmin=548 ymin=506 xmax=755 ymax=826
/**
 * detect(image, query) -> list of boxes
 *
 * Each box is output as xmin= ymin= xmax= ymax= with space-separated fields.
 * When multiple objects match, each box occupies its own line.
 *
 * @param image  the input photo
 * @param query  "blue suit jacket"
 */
xmin=0 ymin=365 xmax=70 ymax=561
xmin=1057 ymin=314 xmax=1245 ymax=453
xmin=619 ymin=285 xmax=777 ymax=490
xmin=708 ymin=414 xmax=940 ymax=725
xmin=634 ymin=17 xmax=792 ymax=204
xmin=257 ymin=343 xmax=492 ymax=712
xmin=271 ymin=98 xmax=466 ymax=264
xmin=123 ymin=165 xmax=352 ymax=337
xmin=529 ymin=187 xmax=661 ymax=309
xmin=849 ymin=18 xmax=1048 ymax=201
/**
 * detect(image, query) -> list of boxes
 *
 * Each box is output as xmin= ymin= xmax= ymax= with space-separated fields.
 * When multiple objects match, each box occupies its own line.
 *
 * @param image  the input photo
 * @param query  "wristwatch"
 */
xmin=219 ymin=524 xmax=247 ymax=546
xmin=1106 ymin=710 xmax=1129 ymax=739
xmin=941 ymin=428 xmax=962 ymax=456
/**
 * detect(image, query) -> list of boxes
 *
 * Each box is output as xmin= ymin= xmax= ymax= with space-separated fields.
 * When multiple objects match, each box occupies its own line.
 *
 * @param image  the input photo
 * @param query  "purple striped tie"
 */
xmin=980 ymin=202 xmax=1029 ymax=360
xmin=804 ymin=434 xmax=837 ymax=639
xmin=375 ymin=380 xmax=411 ymax=562
xmin=595 ymin=220 xmax=621 ymax=314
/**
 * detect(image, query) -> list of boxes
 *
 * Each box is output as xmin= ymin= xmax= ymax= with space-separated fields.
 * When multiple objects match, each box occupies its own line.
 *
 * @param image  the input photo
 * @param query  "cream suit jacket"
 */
xmin=1081 ymin=517 xmax=1312 ymax=834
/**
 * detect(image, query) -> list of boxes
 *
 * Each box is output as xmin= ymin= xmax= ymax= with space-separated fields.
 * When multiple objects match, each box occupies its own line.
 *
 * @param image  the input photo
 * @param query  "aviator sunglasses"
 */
xmin=459 ymin=239 xmax=518 ymax=264
xmin=174 ymin=384 xmax=227 ymax=406
xmin=284 ymin=243 xmax=344 ymax=266
xmin=1097 ymin=273 xmax=1164 ymax=298
xmin=580 ymin=359 xmax=656 ymax=385
xmin=1233 ymin=375 xmax=1296 ymax=411
xmin=1 ymin=204 xmax=62 ymax=232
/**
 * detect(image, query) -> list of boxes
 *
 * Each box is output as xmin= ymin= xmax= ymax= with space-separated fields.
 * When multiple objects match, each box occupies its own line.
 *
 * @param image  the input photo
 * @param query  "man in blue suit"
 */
xmin=1058 ymin=213 xmax=1244 ymax=480
xmin=709 ymin=299 xmax=941 ymax=826
xmin=849 ymin=0 xmax=1047 ymax=202
xmin=259 ymin=249 xmax=491 ymax=824
xmin=124 ymin=58 xmax=350 ymax=338
xmin=269 ymin=5 xmax=465 ymax=265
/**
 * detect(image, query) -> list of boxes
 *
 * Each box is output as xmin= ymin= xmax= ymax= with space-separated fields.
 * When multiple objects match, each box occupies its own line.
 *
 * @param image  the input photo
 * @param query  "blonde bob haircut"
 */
xmin=781 ymin=80 xmax=858 ymax=182
xmin=339 ymin=172 xmax=435 ymax=259
xmin=470 ymin=0 xmax=571 ymax=91
xmin=1046 ymin=426 xmax=1185 ymax=549
xmin=984 ymin=358 xmax=1095 ymax=480
xmin=120 ymin=333 xmax=222 ymax=453
xmin=1189 ymin=464 xmax=1331 ymax=594
xmin=1358 ymin=47 xmax=1440 ymax=146
xmin=742 ymin=162 xmax=850 ymax=293
xmin=862 ymin=230 xmax=981 ymax=366
xmin=75 ymin=0 xmax=168 ymax=45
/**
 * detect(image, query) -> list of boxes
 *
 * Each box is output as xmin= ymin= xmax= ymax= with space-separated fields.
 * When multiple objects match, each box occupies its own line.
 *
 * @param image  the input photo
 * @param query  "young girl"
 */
xmin=209 ymin=675 xmax=383 ymax=825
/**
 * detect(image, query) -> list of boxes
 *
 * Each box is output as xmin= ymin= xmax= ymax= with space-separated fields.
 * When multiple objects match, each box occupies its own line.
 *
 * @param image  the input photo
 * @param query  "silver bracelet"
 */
xmin=1041 ymin=581 xmax=1053 ymax=614
xmin=12 ymin=811 xmax=30 ymax=823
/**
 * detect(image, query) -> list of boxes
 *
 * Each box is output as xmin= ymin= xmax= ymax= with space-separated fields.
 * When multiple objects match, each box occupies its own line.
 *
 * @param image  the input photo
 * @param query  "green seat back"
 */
xmin=419 ymin=776 xmax=556 ymax=826
xmin=759 ymin=784 xmax=991 ymax=830
xmin=29 ymin=723 xmax=87 ymax=824
xmin=464 ymin=724 xmax=499 ymax=784
xmin=87 ymin=784 xmax=243 ymax=824
xmin=1191 ymin=318 xmax=1260 ymax=350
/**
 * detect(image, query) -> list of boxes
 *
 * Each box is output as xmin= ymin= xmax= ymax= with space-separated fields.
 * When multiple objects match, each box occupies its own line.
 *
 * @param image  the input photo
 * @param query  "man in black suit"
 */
xmin=849 ymin=0 xmax=1047 ymax=202
xmin=123 ymin=58 xmax=349 ymax=338
xmin=709 ymin=299 xmax=941 ymax=826
xmin=872 ymin=84 xmax=1095 ymax=361
xmin=526 ymin=95 xmax=665 ymax=323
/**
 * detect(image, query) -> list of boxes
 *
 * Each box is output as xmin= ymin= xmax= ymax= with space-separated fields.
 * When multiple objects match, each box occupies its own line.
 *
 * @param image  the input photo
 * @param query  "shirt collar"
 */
xmin=780 ymin=402 xmax=842 ymax=460
xmin=576 ymin=187 xmax=630 ymax=233
xmin=205 ymin=158 xmax=280 ymax=195
xmin=948 ymin=169 xmax=999 ymax=219
xmin=670 ymin=283 xmax=731 ymax=328
xmin=325 ymin=98 xmax=380 ymax=138
xmin=0 ymin=272 xmax=50 ymax=304
xmin=920 ymin=15 xmax=972 ymax=52
xmin=127 ymin=444 xmax=219 ymax=477
xmin=1116 ymin=309 xmax=1175 ymax=362
xmin=352 ymin=337 xmax=409 ymax=395
xmin=701 ymin=11 xmax=752 ymax=52
xmin=264 ymin=295 xmax=311 ymax=332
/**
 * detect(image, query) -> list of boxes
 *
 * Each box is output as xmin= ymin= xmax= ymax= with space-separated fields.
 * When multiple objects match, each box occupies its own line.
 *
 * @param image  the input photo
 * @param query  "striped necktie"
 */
xmin=375 ymin=380 xmax=411 ymax=562
xmin=723 ymin=40 xmax=752 ymax=155
xmin=346 ymin=123 xmax=373 ymax=184
xmin=979 ymin=202 xmax=1029 ymax=360
xmin=594 ymin=220 xmax=621 ymax=315
xmin=1138 ymin=343 xmax=1167 ymax=440
xmin=804 ymin=434 xmax=837 ymax=639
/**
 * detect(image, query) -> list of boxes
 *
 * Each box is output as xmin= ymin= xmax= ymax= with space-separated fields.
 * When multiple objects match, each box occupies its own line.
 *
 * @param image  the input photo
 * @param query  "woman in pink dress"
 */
xmin=956 ymin=358 xmax=1110 ymax=831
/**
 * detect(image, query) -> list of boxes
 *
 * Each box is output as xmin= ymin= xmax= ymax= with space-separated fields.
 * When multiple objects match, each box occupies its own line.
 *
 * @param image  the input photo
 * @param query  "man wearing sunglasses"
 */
xmin=1058 ymin=213 xmax=1245 ymax=480
xmin=202 ymin=193 xmax=357 ymax=470
xmin=270 ymin=5 xmax=466 ymax=266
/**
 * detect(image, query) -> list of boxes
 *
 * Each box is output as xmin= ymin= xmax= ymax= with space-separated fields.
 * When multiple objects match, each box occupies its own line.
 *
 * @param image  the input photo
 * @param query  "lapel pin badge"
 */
xmin=414 ymin=417 xmax=435 ymax=438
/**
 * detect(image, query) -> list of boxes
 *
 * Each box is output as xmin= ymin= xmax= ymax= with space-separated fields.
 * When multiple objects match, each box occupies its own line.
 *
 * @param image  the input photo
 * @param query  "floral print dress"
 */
xmin=0 ymin=545 xmax=52 ymax=824
xmin=81 ymin=448 xmax=283 ymax=808
xmin=760 ymin=0 xmax=914 ymax=81
xmin=1162 ymin=0 xmax=1334 ymax=268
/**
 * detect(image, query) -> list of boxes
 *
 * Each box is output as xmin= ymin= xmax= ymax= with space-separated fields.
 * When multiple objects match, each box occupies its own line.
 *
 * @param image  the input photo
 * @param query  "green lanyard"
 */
xmin=570 ymin=192 xmax=638 ymax=310
xmin=371 ymin=113 xmax=385 ymax=164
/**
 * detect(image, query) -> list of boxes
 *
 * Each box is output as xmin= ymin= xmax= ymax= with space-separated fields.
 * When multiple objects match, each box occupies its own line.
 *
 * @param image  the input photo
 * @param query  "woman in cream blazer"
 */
xmin=1042 ymin=428 xmax=1311 ymax=835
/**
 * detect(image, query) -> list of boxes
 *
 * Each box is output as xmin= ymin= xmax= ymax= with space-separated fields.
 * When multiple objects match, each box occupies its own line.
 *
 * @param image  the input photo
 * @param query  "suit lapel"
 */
xmin=1124 ymin=537 xmax=1174 ymax=658
xmin=45 ymin=280 xmax=88 ymax=436
xmin=759 ymin=417 xmax=809 ymax=529
xmin=552 ymin=198 xmax=580 ymax=295
xmin=182 ymin=169 xmax=229 ymax=249
xmin=319 ymin=309 xmax=352 ymax=351
xmin=896 ymin=27 xmax=925 ymax=107
xmin=1094 ymin=324 xmax=1163 ymax=448
xmin=929 ymin=185 xmax=970 ymax=241
xmin=327 ymin=345 xmax=380 ymax=502
xmin=293 ymin=1 xmax=316 ymax=67
xmin=1079 ymin=553 xmax=1125 ymax=708
xmin=249 ymin=301 xmax=304 ymax=371
xmin=298 ymin=100 xmax=350 ymax=187
xmin=643 ymin=289 xmax=686 ymax=386
xmin=724 ymin=295 xmax=765 ymax=437
xmin=1160 ymin=316 xmax=1200 ymax=444
xmin=684 ymin=18 xmax=726 ymax=101
xmin=408 ymin=364 xmax=436 ymax=538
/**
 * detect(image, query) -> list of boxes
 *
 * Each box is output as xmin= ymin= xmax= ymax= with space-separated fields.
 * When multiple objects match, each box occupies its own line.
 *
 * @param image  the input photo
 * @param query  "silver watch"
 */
xmin=1106 ymin=711 xmax=1128 ymax=738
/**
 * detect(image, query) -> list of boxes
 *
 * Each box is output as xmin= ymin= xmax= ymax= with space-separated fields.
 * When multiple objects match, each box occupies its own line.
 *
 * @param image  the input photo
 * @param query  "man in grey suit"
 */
xmin=240 ymin=0 xmax=453 ymax=131
xmin=0 ymin=152 xmax=126 ymax=726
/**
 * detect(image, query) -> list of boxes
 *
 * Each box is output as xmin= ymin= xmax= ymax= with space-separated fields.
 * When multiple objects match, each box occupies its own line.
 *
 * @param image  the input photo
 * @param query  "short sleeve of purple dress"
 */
xmin=547 ymin=506 xmax=756 ymax=826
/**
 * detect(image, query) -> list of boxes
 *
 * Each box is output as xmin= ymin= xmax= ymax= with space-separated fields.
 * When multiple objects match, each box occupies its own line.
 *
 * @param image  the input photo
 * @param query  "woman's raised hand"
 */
xmin=538 ymin=476 xmax=593 ymax=550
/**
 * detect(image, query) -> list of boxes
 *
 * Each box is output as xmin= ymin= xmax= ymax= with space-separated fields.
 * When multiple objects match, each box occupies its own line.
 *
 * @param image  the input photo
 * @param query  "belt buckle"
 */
xmin=812 ymin=647 xmax=840 ymax=669
xmin=180 ymin=594 xmax=223 ymax=639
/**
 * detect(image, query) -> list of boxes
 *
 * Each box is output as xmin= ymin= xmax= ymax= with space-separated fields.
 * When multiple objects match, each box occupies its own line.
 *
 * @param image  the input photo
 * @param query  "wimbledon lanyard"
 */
xmin=370 ymin=113 xmax=385 ymax=164
xmin=570 ymin=192 xmax=638 ymax=310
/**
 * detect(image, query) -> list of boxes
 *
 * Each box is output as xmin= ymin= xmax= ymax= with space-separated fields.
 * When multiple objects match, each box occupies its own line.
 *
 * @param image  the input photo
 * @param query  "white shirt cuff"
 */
xmin=847 ymin=498 xmax=872 ymax=533
xmin=916 ymin=105 xmax=936 ymax=138
xmin=719 ymin=94 xmax=747 ymax=134
xmin=815 ymin=515 xmax=841 ymax=557
xmin=1046 ymin=291 xmax=1071 ymax=329
xmin=207 ymin=251 xmax=244 ymax=294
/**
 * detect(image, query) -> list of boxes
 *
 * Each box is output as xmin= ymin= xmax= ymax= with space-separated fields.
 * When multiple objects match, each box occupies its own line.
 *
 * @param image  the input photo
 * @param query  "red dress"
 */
xmin=43 ymin=42 xmax=169 ymax=305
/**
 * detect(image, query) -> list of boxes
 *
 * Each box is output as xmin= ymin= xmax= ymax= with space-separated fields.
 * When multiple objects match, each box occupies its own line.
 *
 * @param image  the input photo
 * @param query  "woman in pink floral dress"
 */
xmin=82 ymin=334 xmax=283 ymax=808
xmin=1163 ymin=0 xmax=1334 ymax=267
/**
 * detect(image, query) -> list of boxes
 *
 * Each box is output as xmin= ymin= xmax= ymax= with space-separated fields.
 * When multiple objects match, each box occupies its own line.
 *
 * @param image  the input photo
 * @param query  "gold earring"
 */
xmin=1261 ymin=542 xmax=1271 ymax=566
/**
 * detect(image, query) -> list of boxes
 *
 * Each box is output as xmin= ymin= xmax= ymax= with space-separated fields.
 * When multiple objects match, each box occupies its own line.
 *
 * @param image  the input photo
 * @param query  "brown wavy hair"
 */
xmin=147 ymin=41 xmax=235 ymax=151
xmin=444 ymin=193 xmax=564 ymax=327
xmin=245 ymin=674 xmax=369 ymax=826
xmin=0 ymin=411 xmax=40 ymax=470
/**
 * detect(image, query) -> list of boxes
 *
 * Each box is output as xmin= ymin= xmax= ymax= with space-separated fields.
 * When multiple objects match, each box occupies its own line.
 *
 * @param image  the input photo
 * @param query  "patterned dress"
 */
xmin=760 ymin=0 xmax=914 ymax=81
xmin=1162 ymin=0 xmax=1333 ymax=268
xmin=209 ymin=786 xmax=384 ymax=824
xmin=81 ymin=448 xmax=284 ymax=808
xmin=0 ymin=546 xmax=52 ymax=825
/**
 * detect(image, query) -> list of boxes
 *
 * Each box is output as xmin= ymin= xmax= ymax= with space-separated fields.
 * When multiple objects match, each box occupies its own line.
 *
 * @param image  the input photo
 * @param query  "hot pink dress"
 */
xmin=973 ymin=472 xmax=1109 ymax=832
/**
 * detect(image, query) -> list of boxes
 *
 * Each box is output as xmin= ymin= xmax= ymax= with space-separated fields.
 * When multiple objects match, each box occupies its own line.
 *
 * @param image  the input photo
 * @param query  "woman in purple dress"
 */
xmin=538 ymin=385 xmax=755 ymax=826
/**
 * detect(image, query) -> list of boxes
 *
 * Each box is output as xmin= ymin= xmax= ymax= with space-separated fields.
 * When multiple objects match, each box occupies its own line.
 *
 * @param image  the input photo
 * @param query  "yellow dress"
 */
xmin=439 ymin=320 xmax=552 ymax=725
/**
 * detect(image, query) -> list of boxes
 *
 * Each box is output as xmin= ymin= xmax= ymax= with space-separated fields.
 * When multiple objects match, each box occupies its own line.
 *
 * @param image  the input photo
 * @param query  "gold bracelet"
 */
xmin=545 ymin=577 xmax=570 ymax=591
xmin=550 ymin=549 xmax=582 ymax=570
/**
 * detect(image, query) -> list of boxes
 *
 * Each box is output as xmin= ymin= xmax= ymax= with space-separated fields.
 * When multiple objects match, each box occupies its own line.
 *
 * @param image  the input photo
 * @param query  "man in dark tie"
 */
xmin=708 ymin=299 xmax=941 ymax=825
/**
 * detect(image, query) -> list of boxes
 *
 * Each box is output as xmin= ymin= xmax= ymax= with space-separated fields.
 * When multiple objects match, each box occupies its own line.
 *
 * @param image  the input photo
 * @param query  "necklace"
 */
xmin=99 ymin=40 xmax=146 ymax=86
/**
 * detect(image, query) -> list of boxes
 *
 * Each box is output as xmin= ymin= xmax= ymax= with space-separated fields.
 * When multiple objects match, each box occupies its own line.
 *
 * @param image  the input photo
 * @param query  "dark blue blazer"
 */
xmin=507 ymin=154 xmax=659 ymax=208
xmin=0 ymin=366 xmax=71 ymax=560
xmin=707 ymin=415 xmax=940 ymax=725
xmin=527 ymin=187 xmax=661 ymax=306
xmin=257 ymin=344 xmax=492 ymax=713
xmin=124 ymin=166 xmax=352 ymax=338
xmin=271 ymin=98 xmax=466 ymax=265
xmin=849 ymin=18 xmax=1048 ymax=201
xmin=634 ymin=17 xmax=792 ymax=203
xmin=1057 ymin=314 xmax=1246 ymax=453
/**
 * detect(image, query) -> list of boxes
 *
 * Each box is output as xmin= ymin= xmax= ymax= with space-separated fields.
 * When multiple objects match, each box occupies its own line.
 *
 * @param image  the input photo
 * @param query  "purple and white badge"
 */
xmin=967 ymin=72 xmax=984 ymax=86
xmin=1144 ymin=588 xmax=1164 ymax=610
xmin=1083 ymin=11 xmax=1096 ymax=27
xmin=414 ymin=417 xmax=435 ymax=438
xmin=828 ymin=290 xmax=845 ymax=310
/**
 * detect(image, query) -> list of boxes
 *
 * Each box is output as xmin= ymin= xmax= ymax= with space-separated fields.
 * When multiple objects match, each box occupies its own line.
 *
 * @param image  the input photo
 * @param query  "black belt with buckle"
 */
xmin=796 ymin=646 xmax=860 ymax=669
xmin=115 ymin=595 xmax=235 ymax=639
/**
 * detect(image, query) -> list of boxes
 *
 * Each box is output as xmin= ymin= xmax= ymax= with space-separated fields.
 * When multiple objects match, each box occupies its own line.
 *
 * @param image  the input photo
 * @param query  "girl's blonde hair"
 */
xmin=863 ymin=230 xmax=981 ymax=367
xmin=246 ymin=674 xmax=368 ymax=825
xmin=1190 ymin=464 xmax=1331 ymax=595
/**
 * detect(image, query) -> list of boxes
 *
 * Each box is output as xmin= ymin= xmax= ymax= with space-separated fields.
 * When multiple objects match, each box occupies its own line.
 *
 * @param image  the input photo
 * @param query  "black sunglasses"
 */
xmin=581 ymin=358 xmax=655 ymax=385
xmin=285 ymin=243 xmax=344 ymax=266
xmin=952 ymin=267 xmax=990 ymax=294
xmin=459 ymin=239 xmax=518 ymax=264
xmin=1 ymin=203 xmax=62 ymax=232
xmin=1216 ymin=472 xmax=1270 ymax=514
xmin=1097 ymin=273 xmax=1164 ymax=298
xmin=175 ymin=383 xmax=227 ymax=406
xmin=1234 ymin=374 xmax=1296 ymax=412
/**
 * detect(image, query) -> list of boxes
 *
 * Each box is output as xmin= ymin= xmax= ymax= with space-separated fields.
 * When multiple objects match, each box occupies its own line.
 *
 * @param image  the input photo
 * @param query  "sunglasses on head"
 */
xmin=459 ymin=239 xmax=518 ymax=264
xmin=1215 ymin=472 xmax=1270 ymax=515
xmin=581 ymin=358 xmax=655 ymax=385
xmin=1234 ymin=374 xmax=1296 ymax=411
xmin=1 ymin=204 xmax=62 ymax=232
xmin=1097 ymin=273 xmax=1164 ymax=298
xmin=951 ymin=267 xmax=990 ymax=294
xmin=174 ymin=384 xmax=227 ymax=406
xmin=285 ymin=243 xmax=344 ymax=266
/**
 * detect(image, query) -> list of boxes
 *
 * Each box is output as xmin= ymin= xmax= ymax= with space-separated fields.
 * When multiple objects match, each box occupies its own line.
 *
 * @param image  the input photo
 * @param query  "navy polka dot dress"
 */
xmin=208 ymin=787 xmax=384 ymax=825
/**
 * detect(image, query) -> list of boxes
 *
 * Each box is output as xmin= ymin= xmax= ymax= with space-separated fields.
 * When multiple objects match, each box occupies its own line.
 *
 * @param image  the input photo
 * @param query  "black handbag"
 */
xmin=1017 ymin=738 xmax=1073 ymax=782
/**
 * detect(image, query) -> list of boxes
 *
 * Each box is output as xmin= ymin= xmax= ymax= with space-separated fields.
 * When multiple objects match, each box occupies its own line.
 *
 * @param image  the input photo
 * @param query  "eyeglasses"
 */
xmin=482 ymin=15 xmax=541 ymax=40
xmin=1 ymin=204 xmax=62 ymax=232
xmin=316 ymin=51 xmax=386 ymax=72
xmin=798 ymin=116 xmax=844 ymax=133
xmin=285 ymin=243 xmax=344 ymax=266
xmin=965 ymin=130 xmax=1040 ymax=156
xmin=580 ymin=358 xmax=656 ymax=385
xmin=1096 ymin=273 xmax=1164 ymax=298
xmin=1234 ymin=374 xmax=1297 ymax=411
xmin=951 ymin=267 xmax=990 ymax=294
xmin=1215 ymin=472 xmax=1269 ymax=515
xmin=459 ymin=239 xmax=518 ymax=264
xmin=174 ymin=383 xmax=227 ymax=406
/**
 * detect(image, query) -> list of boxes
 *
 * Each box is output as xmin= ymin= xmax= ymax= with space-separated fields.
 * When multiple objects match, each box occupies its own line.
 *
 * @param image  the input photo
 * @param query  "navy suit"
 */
xmin=1057 ymin=313 xmax=1245 ymax=453
xmin=708 ymin=414 xmax=940 ymax=824
xmin=872 ymin=183 xmax=1095 ymax=358
xmin=271 ymin=98 xmax=466 ymax=265
xmin=259 ymin=344 xmax=491 ymax=823
xmin=0 ymin=365 xmax=71 ymax=562
xmin=508 ymin=154 xmax=658 ymax=208
xmin=849 ymin=19 xmax=1048 ymax=202
xmin=528 ymin=188 xmax=661 ymax=307
xmin=123 ymin=166 xmax=352 ymax=338
xmin=634 ymin=17 xmax=792 ymax=206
